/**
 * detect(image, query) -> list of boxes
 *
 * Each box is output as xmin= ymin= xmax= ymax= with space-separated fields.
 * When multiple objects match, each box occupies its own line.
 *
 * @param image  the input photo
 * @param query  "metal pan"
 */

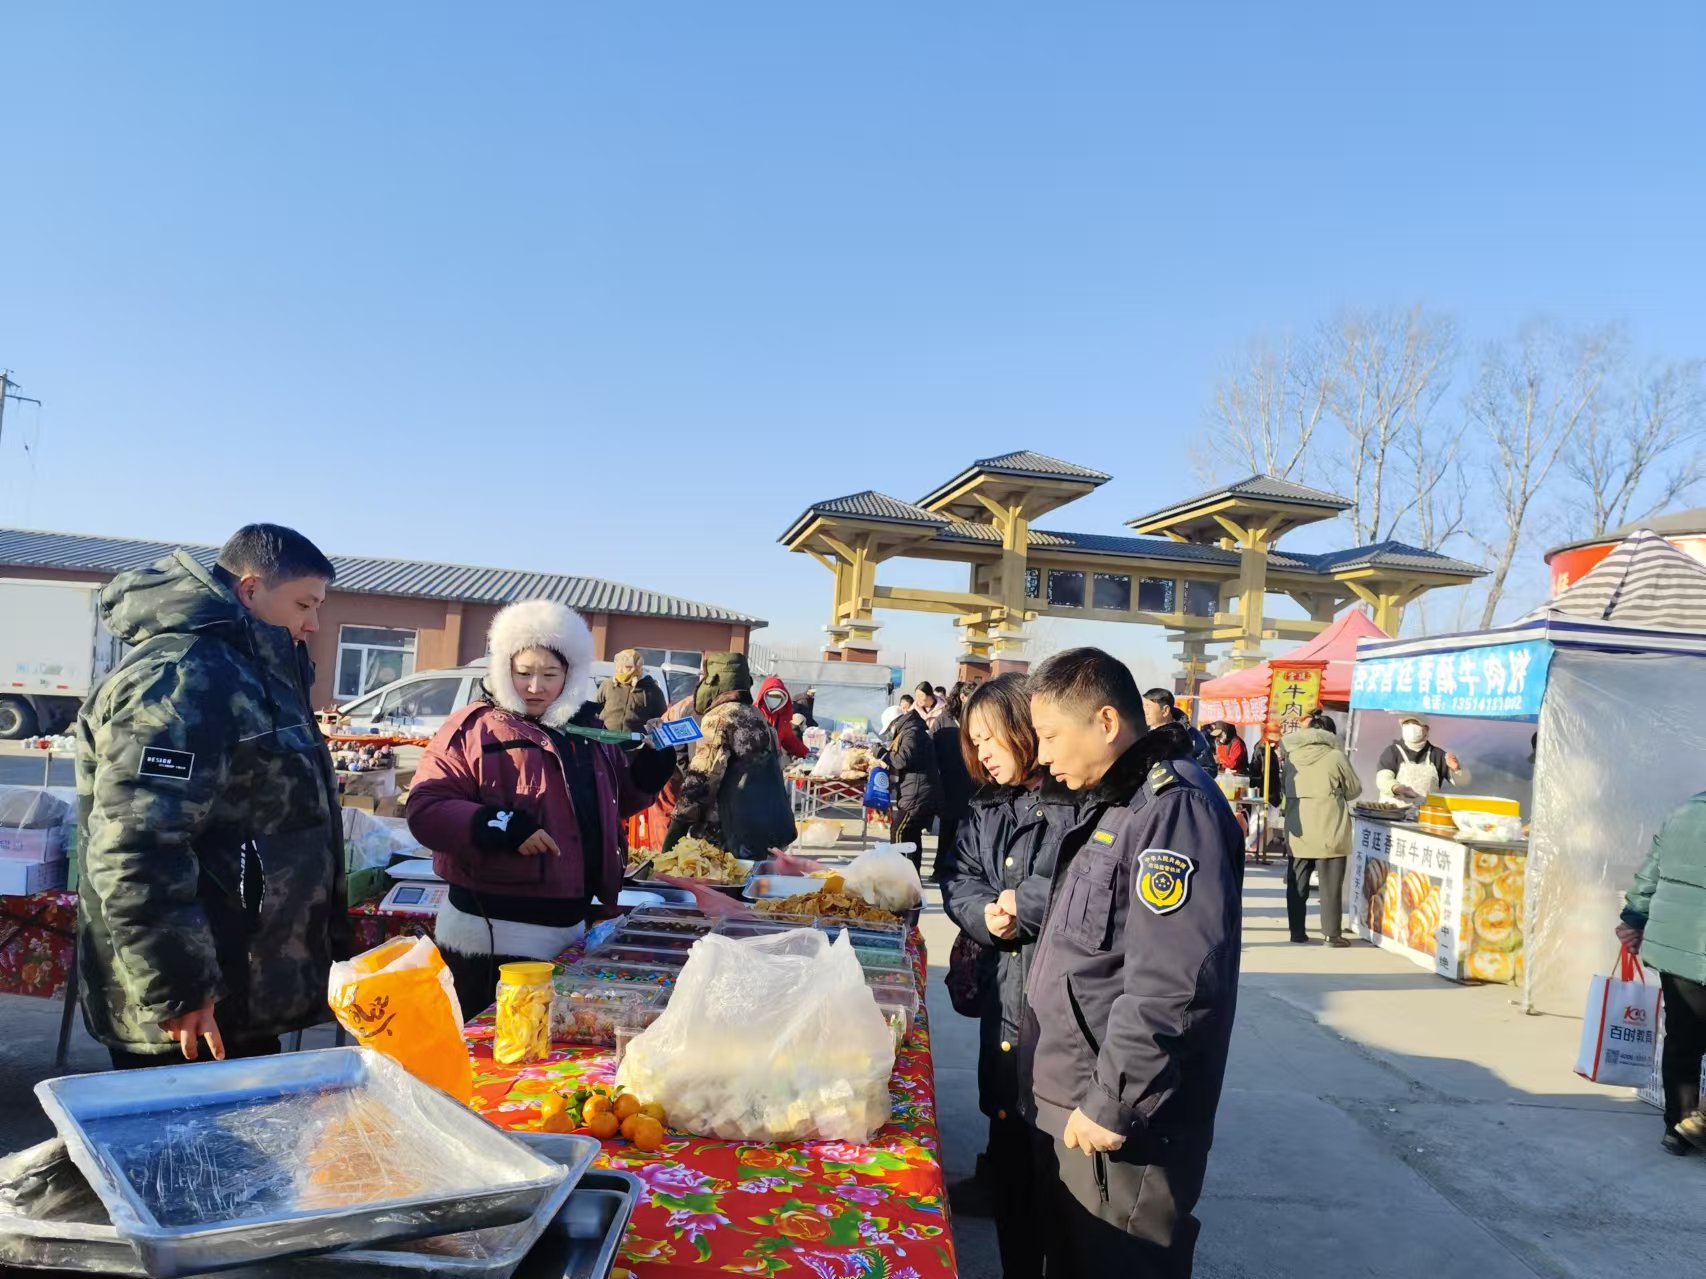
xmin=511 ymin=1172 xmax=641 ymax=1279
xmin=34 ymin=1048 xmax=568 ymax=1277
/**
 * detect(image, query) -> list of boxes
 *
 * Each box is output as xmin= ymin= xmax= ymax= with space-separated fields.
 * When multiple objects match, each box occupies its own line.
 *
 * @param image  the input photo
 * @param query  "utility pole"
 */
xmin=0 ymin=369 xmax=45 ymax=460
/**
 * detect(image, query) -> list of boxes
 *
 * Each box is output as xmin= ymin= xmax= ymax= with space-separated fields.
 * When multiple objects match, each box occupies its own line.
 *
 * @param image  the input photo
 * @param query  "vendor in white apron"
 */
xmin=1375 ymin=714 xmax=1469 ymax=801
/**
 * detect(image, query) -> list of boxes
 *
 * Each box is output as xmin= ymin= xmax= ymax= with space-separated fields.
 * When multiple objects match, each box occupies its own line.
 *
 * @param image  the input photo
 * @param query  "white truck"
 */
xmin=0 ymin=578 xmax=123 ymax=739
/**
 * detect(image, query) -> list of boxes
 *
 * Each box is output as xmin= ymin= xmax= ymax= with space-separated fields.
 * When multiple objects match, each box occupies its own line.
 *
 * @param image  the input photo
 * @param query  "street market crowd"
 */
xmin=57 ymin=521 xmax=1706 ymax=1278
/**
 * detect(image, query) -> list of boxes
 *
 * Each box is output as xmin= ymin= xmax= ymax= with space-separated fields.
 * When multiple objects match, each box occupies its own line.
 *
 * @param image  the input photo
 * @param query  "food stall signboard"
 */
xmin=1351 ymin=639 xmax=1552 ymax=719
xmin=1263 ymin=662 xmax=1324 ymax=744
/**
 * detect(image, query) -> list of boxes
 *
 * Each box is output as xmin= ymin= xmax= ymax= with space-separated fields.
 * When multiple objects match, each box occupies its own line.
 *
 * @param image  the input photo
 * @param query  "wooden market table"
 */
xmin=465 ymin=943 xmax=956 ymax=1279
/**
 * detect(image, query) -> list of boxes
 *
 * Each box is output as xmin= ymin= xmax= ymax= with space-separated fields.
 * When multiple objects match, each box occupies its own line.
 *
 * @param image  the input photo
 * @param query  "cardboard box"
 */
xmin=0 ymin=857 xmax=69 ymax=895
xmin=0 ymin=825 xmax=67 ymax=864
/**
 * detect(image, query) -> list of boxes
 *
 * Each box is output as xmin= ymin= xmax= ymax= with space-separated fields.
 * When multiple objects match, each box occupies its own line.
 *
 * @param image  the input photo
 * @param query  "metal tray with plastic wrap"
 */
xmin=0 ymin=1138 xmax=632 ymax=1279
xmin=31 ymin=1048 xmax=570 ymax=1277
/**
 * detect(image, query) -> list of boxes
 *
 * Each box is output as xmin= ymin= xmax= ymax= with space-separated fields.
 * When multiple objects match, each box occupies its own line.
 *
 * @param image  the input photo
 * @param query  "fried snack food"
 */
xmin=1491 ymin=866 xmax=1526 ymax=903
xmin=1471 ymin=852 xmax=1506 ymax=884
xmin=752 ymin=890 xmax=902 ymax=924
xmin=1378 ymin=873 xmax=1403 ymax=939
xmin=1405 ymin=912 xmax=1437 ymax=956
xmin=494 ymin=969 xmax=553 ymax=1065
xmin=1473 ymin=896 xmax=1519 ymax=950
xmin=1401 ymin=871 xmax=1431 ymax=913
xmin=1362 ymin=857 xmax=1388 ymax=901
xmin=647 ymin=839 xmax=748 ymax=884
xmin=1466 ymin=948 xmax=1517 ymax=983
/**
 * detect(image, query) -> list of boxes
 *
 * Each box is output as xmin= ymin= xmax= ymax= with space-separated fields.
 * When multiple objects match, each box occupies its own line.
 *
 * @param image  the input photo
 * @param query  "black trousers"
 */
xmin=1660 ymin=972 xmax=1706 ymax=1131
xmin=1285 ymin=855 xmax=1346 ymax=941
xmin=443 ymin=946 xmax=530 ymax=1023
xmin=109 ymin=1034 xmax=282 ymax=1072
xmin=892 ymin=810 xmax=934 ymax=874
xmin=1032 ymin=1127 xmax=1203 ymax=1279
xmin=989 ymin=1111 xmax=1044 ymax=1279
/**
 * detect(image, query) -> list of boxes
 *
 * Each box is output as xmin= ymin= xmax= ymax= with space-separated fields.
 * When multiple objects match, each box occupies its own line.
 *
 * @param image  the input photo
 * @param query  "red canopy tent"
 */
xmin=1194 ymin=609 xmax=1390 ymax=726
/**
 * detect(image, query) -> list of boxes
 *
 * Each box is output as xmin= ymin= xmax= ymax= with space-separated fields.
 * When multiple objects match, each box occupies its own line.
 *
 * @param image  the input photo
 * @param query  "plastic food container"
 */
xmin=550 ymin=979 xmax=667 ymax=1047
xmin=589 ymin=945 xmax=688 ymax=968
xmin=604 ymin=928 xmax=699 ymax=952
xmin=623 ymin=910 xmax=715 ymax=936
xmin=494 ymin=962 xmax=555 ymax=1065
xmin=862 ymin=968 xmax=916 ymax=991
xmin=566 ymin=960 xmax=680 ymax=988
xmin=871 ymin=985 xmax=919 ymax=1046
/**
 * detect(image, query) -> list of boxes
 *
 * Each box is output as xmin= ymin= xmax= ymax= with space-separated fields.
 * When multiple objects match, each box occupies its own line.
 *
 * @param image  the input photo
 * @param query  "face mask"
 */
xmin=1401 ymin=725 xmax=1428 ymax=749
xmin=763 ymin=689 xmax=787 ymax=712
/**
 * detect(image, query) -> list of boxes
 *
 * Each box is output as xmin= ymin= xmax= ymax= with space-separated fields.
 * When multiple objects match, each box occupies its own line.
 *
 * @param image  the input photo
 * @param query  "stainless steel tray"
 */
xmin=513 ymin=1172 xmax=640 ymax=1279
xmin=34 ymin=1048 xmax=568 ymax=1277
xmin=741 ymin=873 xmax=826 ymax=901
xmin=0 ymin=1132 xmax=598 ymax=1278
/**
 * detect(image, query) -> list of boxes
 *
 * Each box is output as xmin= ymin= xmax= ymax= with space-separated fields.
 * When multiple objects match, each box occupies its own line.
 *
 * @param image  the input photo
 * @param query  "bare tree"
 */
xmin=1325 ymin=305 xmax=1458 ymax=545
xmin=1195 ymin=334 xmax=1331 ymax=481
xmin=1567 ymin=355 xmax=1706 ymax=536
xmin=1470 ymin=322 xmax=1617 ymax=626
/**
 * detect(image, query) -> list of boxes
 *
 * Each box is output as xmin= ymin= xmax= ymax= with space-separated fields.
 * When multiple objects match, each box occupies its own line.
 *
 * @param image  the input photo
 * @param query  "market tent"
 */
xmin=1352 ymin=605 xmax=1706 ymax=1016
xmin=1196 ymin=608 xmax=1389 ymax=725
xmin=1526 ymin=527 xmax=1706 ymax=629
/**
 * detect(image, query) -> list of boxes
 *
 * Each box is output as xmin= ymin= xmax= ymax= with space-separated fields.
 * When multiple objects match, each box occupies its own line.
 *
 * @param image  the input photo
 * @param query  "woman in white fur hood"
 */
xmin=408 ymin=600 xmax=675 ymax=1018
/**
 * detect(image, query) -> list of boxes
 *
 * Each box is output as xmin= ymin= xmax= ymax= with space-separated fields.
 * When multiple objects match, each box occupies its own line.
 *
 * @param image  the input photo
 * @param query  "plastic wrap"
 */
xmin=0 ymin=784 xmax=76 ymax=885
xmin=616 ymin=928 xmax=894 ymax=1142
xmin=35 ymin=1049 xmax=566 ymax=1277
xmin=342 ymin=806 xmax=425 ymax=872
xmin=1525 ymin=651 xmax=1706 ymax=1015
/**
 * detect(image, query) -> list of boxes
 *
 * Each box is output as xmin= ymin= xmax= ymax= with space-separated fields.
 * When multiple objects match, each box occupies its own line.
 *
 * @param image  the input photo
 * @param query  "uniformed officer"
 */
xmin=1020 ymin=647 xmax=1245 ymax=1278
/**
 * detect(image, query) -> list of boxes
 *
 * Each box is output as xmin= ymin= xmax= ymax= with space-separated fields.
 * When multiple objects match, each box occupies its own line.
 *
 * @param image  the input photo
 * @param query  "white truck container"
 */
xmin=0 ymin=578 xmax=122 ymax=738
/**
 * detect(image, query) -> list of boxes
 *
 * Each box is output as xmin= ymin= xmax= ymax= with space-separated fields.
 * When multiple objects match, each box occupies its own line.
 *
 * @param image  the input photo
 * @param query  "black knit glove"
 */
xmin=470 ymin=806 xmax=541 ymax=853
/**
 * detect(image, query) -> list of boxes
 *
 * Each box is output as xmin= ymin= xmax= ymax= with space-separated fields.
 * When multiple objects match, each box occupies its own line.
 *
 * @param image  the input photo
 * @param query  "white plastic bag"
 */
xmin=811 ymin=742 xmax=851 ymax=780
xmin=1575 ymin=947 xmax=1661 ymax=1086
xmin=617 ymin=929 xmax=895 ymax=1142
xmin=841 ymin=844 xmax=924 ymax=914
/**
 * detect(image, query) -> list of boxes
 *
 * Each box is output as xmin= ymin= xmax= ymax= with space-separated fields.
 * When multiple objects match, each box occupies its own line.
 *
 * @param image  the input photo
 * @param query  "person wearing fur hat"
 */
xmin=662 ymin=652 xmax=798 ymax=857
xmin=408 ymin=601 xmax=674 ymax=1018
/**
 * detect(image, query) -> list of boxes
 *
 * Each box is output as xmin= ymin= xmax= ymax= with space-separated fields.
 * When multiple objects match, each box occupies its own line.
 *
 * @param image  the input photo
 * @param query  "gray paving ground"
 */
xmin=5 ymin=831 xmax=1704 ymax=1277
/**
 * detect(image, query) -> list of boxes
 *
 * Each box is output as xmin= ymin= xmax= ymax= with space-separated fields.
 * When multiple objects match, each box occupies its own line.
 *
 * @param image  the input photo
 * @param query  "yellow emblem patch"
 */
xmin=1092 ymin=829 xmax=1116 ymax=845
xmin=1137 ymin=849 xmax=1196 ymax=916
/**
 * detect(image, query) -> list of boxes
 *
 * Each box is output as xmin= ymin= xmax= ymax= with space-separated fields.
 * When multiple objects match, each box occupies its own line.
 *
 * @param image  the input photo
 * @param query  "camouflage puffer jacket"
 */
xmin=76 ymin=552 xmax=348 ymax=1054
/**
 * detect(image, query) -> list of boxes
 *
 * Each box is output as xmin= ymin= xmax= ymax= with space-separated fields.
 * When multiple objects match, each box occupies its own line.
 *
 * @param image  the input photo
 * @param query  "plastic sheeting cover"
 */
xmin=1527 ymin=651 xmax=1706 ymax=1015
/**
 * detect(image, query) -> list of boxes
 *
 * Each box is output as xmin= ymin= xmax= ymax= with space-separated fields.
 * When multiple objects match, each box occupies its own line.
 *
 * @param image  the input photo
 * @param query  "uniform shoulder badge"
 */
xmin=1137 ymin=848 xmax=1196 ymax=916
xmin=1147 ymin=762 xmax=1180 ymax=794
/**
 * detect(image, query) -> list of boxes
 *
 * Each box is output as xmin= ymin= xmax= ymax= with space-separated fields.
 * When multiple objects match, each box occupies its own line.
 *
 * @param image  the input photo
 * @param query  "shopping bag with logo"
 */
xmin=863 ymin=765 xmax=891 ymax=811
xmin=1574 ymin=945 xmax=1661 ymax=1086
xmin=328 ymin=935 xmax=474 ymax=1101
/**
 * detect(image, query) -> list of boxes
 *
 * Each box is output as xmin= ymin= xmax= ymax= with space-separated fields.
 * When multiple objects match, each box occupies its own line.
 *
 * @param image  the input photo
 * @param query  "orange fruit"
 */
xmin=583 ymin=1094 xmax=614 ymax=1121
xmin=639 ymin=1101 xmax=667 ymax=1124
xmin=588 ymin=1112 xmax=620 ymax=1141
xmin=631 ymin=1116 xmax=665 ymax=1152
xmin=620 ymin=1114 xmax=641 ymax=1140
xmin=613 ymin=1093 xmax=642 ymax=1122
xmin=539 ymin=1093 xmax=568 ymax=1122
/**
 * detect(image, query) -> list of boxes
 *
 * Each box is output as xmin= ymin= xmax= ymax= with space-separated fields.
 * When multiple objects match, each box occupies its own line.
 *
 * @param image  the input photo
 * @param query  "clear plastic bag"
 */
xmin=841 ymin=844 xmax=924 ymax=914
xmin=810 ymin=741 xmax=852 ymax=780
xmin=616 ymin=929 xmax=894 ymax=1142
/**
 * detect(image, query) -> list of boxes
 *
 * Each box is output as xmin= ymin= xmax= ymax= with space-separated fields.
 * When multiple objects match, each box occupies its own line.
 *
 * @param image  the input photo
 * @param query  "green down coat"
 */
xmin=1280 ymin=726 xmax=1364 ymax=860
xmin=1623 ymin=792 xmax=1706 ymax=986
xmin=76 ymin=552 xmax=349 ymax=1055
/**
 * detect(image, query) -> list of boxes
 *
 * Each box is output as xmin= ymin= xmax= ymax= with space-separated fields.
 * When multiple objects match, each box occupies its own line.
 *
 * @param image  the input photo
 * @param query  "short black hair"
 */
xmin=899 ymin=694 xmax=914 ymax=707
xmin=1142 ymin=687 xmax=1176 ymax=710
xmin=1031 ymin=647 xmax=1143 ymax=721
xmin=217 ymin=524 xmax=336 ymax=586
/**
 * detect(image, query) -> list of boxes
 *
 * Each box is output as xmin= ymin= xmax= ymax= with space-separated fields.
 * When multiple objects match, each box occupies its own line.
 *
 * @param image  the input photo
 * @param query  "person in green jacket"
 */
xmin=1618 ymin=791 xmax=1706 ymax=1155
xmin=1281 ymin=710 xmax=1364 ymax=947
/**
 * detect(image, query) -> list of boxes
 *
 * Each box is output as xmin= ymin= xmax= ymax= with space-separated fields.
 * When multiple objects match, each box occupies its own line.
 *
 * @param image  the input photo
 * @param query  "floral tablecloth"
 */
xmin=0 ymin=890 xmax=78 ymax=999
xmin=346 ymin=897 xmax=437 ymax=951
xmin=468 ymin=946 xmax=956 ymax=1279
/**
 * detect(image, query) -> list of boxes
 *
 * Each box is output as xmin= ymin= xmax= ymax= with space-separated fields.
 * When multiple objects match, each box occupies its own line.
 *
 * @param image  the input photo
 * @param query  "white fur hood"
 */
xmin=484 ymin=600 xmax=595 ymax=728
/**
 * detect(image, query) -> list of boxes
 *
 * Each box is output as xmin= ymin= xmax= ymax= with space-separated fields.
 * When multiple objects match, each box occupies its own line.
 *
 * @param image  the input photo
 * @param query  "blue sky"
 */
xmin=3 ymin=3 xmax=1703 ymax=684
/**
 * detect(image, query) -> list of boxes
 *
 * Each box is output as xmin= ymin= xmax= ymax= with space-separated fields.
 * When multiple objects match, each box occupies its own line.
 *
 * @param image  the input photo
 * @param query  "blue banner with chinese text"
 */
xmin=1350 ymin=640 xmax=1552 ymax=720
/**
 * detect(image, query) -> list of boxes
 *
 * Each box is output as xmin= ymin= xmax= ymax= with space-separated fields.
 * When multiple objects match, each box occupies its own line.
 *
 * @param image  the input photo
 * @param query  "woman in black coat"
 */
xmin=940 ymin=675 xmax=1075 ymax=1279
xmin=930 ymin=681 xmax=977 ymax=885
xmin=879 ymin=703 xmax=942 ymax=872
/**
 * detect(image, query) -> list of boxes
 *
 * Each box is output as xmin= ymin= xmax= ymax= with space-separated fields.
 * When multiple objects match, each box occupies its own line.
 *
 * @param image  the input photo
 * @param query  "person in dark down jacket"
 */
xmin=940 ymin=674 xmax=1076 ymax=1276
xmin=1022 ymin=649 xmax=1244 ymax=1279
xmin=77 ymin=525 xmax=350 ymax=1068
xmin=1618 ymin=793 xmax=1706 ymax=1156
xmin=879 ymin=702 xmax=942 ymax=872
xmin=595 ymin=648 xmax=668 ymax=735
xmin=930 ymin=681 xmax=977 ymax=885
xmin=409 ymin=601 xmax=673 ymax=1018
xmin=663 ymin=653 xmax=797 ymax=857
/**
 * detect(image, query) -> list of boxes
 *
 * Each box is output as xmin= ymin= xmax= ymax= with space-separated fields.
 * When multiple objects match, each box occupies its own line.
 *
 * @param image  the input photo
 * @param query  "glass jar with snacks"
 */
xmin=494 ymin=961 xmax=555 ymax=1065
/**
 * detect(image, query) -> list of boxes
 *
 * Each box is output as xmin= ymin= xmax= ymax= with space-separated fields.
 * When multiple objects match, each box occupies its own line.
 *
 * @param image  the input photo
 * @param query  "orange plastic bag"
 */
xmin=328 ymin=936 xmax=475 ymax=1102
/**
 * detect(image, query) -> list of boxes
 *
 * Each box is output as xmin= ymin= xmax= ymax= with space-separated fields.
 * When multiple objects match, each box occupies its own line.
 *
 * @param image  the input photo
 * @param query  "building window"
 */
xmin=1184 ymin=580 xmax=1221 ymax=617
xmin=1047 ymin=570 xmax=1085 ymax=609
xmin=1138 ymin=577 xmax=1176 ymax=612
xmin=636 ymin=648 xmax=704 ymax=671
xmin=1025 ymin=568 xmax=1041 ymax=599
xmin=1092 ymin=573 xmax=1131 ymax=611
xmin=335 ymin=626 xmax=417 ymax=699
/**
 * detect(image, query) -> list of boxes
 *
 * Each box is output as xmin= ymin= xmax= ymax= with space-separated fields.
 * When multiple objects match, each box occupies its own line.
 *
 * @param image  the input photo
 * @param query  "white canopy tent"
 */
xmin=1353 ymin=530 xmax=1706 ymax=1014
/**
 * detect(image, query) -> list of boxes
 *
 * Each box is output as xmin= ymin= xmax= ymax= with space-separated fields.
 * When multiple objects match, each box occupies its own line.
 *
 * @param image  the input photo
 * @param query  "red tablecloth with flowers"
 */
xmin=347 ymin=897 xmax=437 ymax=952
xmin=0 ymin=890 xmax=77 ymax=999
xmin=466 ymin=948 xmax=956 ymax=1279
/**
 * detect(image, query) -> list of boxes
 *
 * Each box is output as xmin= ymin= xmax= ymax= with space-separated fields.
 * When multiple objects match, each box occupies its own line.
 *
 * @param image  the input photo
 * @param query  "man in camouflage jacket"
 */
xmin=77 ymin=526 xmax=350 ymax=1067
